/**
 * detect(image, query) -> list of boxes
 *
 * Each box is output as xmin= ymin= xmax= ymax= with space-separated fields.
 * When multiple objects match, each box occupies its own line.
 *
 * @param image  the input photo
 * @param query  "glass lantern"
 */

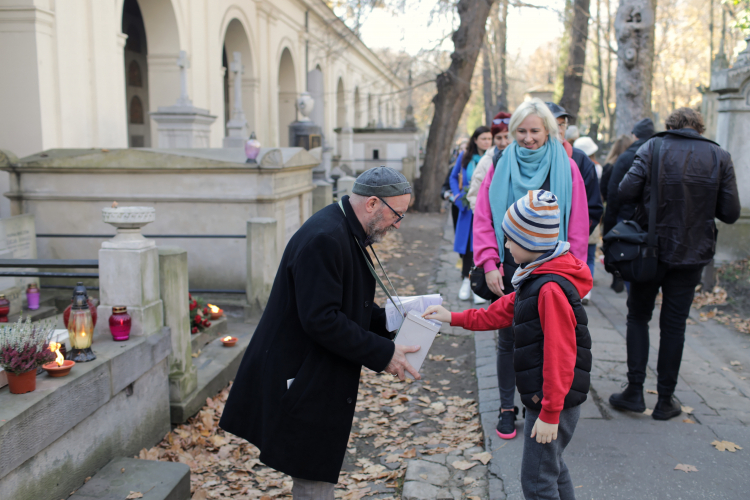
xmin=67 ymin=286 xmax=96 ymax=362
xmin=109 ymin=306 xmax=131 ymax=341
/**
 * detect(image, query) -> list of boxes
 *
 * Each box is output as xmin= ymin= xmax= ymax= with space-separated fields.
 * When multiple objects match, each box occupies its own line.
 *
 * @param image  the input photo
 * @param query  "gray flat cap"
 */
xmin=352 ymin=166 xmax=412 ymax=197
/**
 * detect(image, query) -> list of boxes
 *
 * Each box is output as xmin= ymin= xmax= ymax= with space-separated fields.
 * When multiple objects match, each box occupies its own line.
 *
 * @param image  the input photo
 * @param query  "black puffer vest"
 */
xmin=513 ymin=273 xmax=592 ymax=411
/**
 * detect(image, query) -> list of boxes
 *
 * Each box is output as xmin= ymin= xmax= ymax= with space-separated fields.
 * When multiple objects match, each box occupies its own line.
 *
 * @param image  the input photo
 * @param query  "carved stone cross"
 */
xmin=176 ymin=50 xmax=191 ymax=106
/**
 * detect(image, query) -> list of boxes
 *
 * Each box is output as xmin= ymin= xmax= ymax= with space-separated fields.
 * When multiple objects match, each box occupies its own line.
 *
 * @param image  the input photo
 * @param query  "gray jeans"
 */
xmin=292 ymin=477 xmax=335 ymax=500
xmin=521 ymin=405 xmax=581 ymax=500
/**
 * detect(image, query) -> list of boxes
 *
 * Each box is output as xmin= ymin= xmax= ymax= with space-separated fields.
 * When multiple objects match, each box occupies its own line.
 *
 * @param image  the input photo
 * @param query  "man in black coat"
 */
xmin=545 ymin=102 xmax=604 ymax=235
xmin=602 ymin=118 xmax=655 ymax=236
xmin=220 ymin=167 xmax=420 ymax=498
xmin=608 ymin=108 xmax=740 ymax=421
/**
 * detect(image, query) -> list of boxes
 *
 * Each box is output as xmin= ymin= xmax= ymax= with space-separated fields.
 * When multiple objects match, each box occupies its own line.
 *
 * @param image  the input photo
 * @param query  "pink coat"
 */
xmin=474 ymin=158 xmax=589 ymax=273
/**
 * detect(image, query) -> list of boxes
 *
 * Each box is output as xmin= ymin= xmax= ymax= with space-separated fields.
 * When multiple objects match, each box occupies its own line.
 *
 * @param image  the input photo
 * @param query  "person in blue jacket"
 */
xmin=449 ymin=125 xmax=492 ymax=304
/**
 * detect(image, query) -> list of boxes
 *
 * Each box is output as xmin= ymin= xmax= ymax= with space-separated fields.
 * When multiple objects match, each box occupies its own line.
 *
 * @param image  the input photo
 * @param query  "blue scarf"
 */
xmin=465 ymin=153 xmax=481 ymax=183
xmin=488 ymin=139 xmax=572 ymax=262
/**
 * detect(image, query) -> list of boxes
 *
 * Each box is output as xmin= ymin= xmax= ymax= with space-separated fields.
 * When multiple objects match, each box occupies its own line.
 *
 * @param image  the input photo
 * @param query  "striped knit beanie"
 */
xmin=501 ymin=190 xmax=561 ymax=252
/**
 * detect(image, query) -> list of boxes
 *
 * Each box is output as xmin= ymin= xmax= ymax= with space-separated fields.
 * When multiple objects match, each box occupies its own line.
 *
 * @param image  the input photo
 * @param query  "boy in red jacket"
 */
xmin=424 ymin=190 xmax=592 ymax=500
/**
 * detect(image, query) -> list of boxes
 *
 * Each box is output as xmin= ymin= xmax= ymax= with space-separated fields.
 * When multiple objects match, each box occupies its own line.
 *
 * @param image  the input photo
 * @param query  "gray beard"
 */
xmin=366 ymin=211 xmax=394 ymax=244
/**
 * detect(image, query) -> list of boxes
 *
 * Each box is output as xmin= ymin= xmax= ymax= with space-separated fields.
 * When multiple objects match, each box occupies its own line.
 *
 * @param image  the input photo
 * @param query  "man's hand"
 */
xmin=385 ymin=344 xmax=421 ymax=381
xmin=485 ymin=269 xmax=505 ymax=297
xmin=422 ymin=305 xmax=451 ymax=323
xmin=530 ymin=417 xmax=558 ymax=444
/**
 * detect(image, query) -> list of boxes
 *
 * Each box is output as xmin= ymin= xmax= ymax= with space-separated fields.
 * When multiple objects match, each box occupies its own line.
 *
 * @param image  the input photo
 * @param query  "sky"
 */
xmin=359 ymin=0 xmax=567 ymax=59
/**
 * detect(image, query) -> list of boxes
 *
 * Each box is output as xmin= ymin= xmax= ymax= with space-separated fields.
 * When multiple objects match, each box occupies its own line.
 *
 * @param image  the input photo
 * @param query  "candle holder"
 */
xmin=0 ymin=294 xmax=9 ymax=322
xmin=245 ymin=132 xmax=260 ymax=164
xmin=109 ymin=306 xmax=131 ymax=341
xmin=221 ymin=336 xmax=238 ymax=347
xmin=26 ymin=283 xmax=40 ymax=310
xmin=207 ymin=304 xmax=223 ymax=320
xmin=43 ymin=360 xmax=75 ymax=377
xmin=67 ymin=285 xmax=96 ymax=362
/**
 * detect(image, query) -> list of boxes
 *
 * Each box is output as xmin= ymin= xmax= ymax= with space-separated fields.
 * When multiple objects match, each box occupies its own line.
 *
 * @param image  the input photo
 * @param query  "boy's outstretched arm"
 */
xmin=423 ymin=293 xmax=516 ymax=332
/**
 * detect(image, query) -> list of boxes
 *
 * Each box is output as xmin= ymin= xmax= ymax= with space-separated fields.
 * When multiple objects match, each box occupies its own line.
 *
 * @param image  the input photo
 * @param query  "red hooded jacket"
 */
xmin=451 ymin=252 xmax=592 ymax=424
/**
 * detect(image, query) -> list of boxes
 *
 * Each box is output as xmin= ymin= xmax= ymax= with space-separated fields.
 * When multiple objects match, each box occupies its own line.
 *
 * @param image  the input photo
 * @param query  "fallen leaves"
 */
xmin=451 ymin=460 xmax=478 ymax=471
xmin=681 ymin=405 xmax=694 ymax=414
xmin=125 ymin=492 xmax=143 ymax=499
xmin=711 ymin=440 xmax=743 ymax=452
xmin=471 ymin=451 xmax=493 ymax=465
xmin=692 ymin=287 xmax=727 ymax=309
xmin=674 ymin=464 xmax=698 ymax=473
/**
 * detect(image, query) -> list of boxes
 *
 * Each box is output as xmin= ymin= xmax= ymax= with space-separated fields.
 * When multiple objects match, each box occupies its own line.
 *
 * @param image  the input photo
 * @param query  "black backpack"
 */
xmin=602 ymin=138 xmax=662 ymax=283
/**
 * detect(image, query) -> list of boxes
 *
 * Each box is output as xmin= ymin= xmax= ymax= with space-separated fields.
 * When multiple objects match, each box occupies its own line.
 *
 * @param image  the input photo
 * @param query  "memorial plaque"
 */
xmin=0 ymin=214 xmax=38 ymax=308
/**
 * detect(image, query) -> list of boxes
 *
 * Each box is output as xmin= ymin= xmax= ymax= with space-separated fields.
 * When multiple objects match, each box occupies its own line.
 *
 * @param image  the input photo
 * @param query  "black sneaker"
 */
xmin=609 ymin=383 xmax=646 ymax=413
xmin=496 ymin=406 xmax=518 ymax=439
xmin=653 ymin=395 xmax=682 ymax=420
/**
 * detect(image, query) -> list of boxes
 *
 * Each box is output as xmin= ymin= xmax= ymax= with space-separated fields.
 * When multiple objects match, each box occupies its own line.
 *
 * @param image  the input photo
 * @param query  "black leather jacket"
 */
xmin=618 ymin=129 xmax=740 ymax=267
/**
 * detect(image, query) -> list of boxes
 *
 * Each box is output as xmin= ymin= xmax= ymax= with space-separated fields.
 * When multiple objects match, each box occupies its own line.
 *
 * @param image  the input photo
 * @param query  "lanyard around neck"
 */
xmin=338 ymin=200 xmax=406 ymax=321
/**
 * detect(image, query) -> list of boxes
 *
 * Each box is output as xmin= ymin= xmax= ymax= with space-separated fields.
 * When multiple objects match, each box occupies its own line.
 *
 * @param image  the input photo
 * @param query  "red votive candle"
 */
xmin=109 ymin=306 xmax=131 ymax=341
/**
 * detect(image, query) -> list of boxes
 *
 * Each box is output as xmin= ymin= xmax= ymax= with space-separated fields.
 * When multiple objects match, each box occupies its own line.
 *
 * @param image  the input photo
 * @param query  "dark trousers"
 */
xmin=497 ymin=258 xmax=519 ymax=409
xmin=626 ymin=262 xmax=703 ymax=395
xmin=521 ymin=406 xmax=581 ymax=500
xmin=461 ymin=251 xmax=474 ymax=278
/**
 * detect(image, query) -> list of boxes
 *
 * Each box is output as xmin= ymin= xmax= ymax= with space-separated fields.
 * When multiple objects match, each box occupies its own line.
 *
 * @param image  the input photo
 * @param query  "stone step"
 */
xmin=190 ymin=315 xmax=229 ymax=353
xmin=68 ymin=457 xmax=189 ymax=500
xmin=8 ymin=303 xmax=58 ymax=323
xmin=171 ymin=321 xmax=255 ymax=423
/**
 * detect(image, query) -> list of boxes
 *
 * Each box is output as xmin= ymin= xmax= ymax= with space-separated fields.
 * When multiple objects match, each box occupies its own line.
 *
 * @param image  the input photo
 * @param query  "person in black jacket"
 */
xmin=220 ymin=167 xmax=419 ymax=498
xmin=609 ymin=108 xmax=740 ymax=421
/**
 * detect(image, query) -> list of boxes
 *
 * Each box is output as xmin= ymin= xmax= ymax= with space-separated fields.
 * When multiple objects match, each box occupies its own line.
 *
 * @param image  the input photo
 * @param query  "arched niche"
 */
xmin=278 ymin=48 xmax=297 ymax=147
xmin=222 ymin=18 xmax=255 ymax=137
xmin=121 ymin=0 xmax=181 ymax=147
xmin=336 ymin=77 xmax=346 ymax=129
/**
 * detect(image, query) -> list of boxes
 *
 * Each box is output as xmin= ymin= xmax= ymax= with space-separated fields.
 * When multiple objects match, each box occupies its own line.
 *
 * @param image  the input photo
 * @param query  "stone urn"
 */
xmin=101 ymin=206 xmax=156 ymax=250
xmin=296 ymin=92 xmax=314 ymax=122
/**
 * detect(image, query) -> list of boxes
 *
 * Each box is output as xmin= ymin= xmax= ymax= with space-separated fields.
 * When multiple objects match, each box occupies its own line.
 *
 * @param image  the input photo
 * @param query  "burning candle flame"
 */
xmin=49 ymin=342 xmax=64 ymax=366
xmin=208 ymin=304 xmax=220 ymax=314
xmin=223 ymin=336 xmax=232 ymax=342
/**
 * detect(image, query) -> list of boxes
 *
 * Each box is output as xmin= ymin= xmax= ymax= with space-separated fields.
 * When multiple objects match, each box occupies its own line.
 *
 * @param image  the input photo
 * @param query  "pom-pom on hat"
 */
xmin=352 ymin=166 xmax=412 ymax=197
xmin=502 ymin=190 xmax=561 ymax=253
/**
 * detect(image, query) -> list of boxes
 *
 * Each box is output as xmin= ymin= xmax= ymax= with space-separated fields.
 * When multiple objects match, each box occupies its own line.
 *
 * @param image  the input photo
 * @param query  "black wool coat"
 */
xmin=219 ymin=196 xmax=396 ymax=483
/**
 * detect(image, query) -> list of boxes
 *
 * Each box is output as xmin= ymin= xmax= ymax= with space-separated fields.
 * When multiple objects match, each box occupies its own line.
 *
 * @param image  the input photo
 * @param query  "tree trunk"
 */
xmin=614 ymin=0 xmax=657 ymax=137
xmin=496 ymin=0 xmax=509 ymax=111
xmin=416 ymin=0 xmax=496 ymax=212
xmin=559 ymin=0 xmax=591 ymax=123
xmin=482 ymin=42 xmax=494 ymax=125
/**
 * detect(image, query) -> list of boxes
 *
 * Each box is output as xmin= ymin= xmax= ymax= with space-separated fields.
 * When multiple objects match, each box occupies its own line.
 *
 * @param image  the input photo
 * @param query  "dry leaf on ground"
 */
xmin=643 ymin=408 xmax=653 ymax=416
xmin=471 ymin=452 xmax=493 ymax=465
xmin=452 ymin=460 xmax=478 ymax=470
xmin=646 ymin=389 xmax=658 ymax=394
xmin=681 ymin=405 xmax=694 ymax=414
xmin=674 ymin=464 xmax=698 ymax=473
xmin=712 ymin=440 xmax=743 ymax=452
xmin=683 ymin=419 xmax=695 ymax=424
xmin=125 ymin=492 xmax=144 ymax=499
xmin=730 ymin=360 xmax=741 ymax=366
xmin=191 ymin=491 xmax=208 ymax=500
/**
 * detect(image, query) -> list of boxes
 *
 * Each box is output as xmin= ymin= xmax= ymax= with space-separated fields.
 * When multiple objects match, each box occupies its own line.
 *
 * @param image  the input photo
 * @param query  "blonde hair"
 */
xmin=509 ymin=98 xmax=560 ymax=142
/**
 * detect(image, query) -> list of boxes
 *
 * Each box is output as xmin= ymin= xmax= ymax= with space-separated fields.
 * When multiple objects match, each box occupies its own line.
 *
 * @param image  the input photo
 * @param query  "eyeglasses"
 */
xmin=492 ymin=118 xmax=510 ymax=125
xmin=378 ymin=197 xmax=405 ymax=224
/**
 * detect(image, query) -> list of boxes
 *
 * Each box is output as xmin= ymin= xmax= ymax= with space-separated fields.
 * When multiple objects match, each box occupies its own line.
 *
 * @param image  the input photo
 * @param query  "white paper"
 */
xmin=287 ymin=378 xmax=295 ymax=389
xmin=385 ymin=294 xmax=443 ymax=331
xmin=393 ymin=311 xmax=441 ymax=379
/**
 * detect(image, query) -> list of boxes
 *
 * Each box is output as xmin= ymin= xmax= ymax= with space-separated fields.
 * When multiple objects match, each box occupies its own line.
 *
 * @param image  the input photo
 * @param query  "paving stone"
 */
xmin=476 ymin=363 xmax=498 ymax=379
xmin=420 ymin=453 xmax=447 ymax=464
xmin=489 ymin=477 xmax=507 ymax=500
xmin=402 ymin=481 xmax=441 ymax=500
xmin=404 ymin=460 xmax=450 ymax=486
xmin=480 ymin=397 xmax=501 ymax=414
xmin=436 ymin=488 xmax=454 ymax=500
xmin=476 ymin=354 xmax=496 ymax=367
xmin=474 ymin=330 xmax=496 ymax=342
xmin=479 ymin=387 xmax=500 ymax=403
xmin=463 ymin=446 xmax=484 ymax=459
xmin=478 ymin=375 xmax=499 ymax=390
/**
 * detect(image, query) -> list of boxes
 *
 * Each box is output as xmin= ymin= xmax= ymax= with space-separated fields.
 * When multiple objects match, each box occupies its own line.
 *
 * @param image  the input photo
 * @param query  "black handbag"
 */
xmin=469 ymin=266 xmax=499 ymax=301
xmin=603 ymin=137 xmax=662 ymax=283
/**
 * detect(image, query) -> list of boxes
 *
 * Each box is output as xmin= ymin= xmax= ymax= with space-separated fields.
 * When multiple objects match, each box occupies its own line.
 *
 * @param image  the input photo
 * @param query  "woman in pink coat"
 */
xmin=473 ymin=98 xmax=589 ymax=441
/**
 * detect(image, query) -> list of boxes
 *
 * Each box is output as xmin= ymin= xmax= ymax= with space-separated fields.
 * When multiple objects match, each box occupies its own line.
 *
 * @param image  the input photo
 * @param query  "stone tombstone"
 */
xmin=96 ymin=206 xmax=163 ymax=337
xmin=0 ymin=214 xmax=38 ymax=313
xmin=710 ymin=36 xmax=750 ymax=260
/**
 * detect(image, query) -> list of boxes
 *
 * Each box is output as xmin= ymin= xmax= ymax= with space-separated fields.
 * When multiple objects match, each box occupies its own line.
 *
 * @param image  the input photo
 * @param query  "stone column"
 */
xmin=313 ymin=180 xmax=333 ymax=213
xmin=96 ymin=207 xmax=163 ymax=337
xmin=246 ymin=218 xmax=277 ymax=319
xmin=158 ymin=247 xmax=197 ymax=402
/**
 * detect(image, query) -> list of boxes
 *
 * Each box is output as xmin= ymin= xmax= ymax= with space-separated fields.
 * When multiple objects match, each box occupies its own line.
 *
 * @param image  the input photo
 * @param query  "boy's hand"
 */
xmin=530 ymin=418 xmax=558 ymax=444
xmin=422 ymin=305 xmax=451 ymax=323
